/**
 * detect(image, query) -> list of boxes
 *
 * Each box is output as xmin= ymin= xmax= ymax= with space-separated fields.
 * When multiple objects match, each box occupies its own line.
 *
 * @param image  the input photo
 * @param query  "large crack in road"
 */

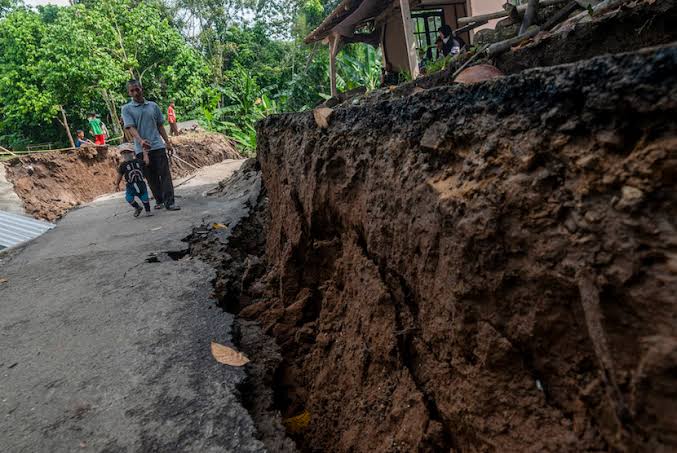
xmin=0 ymin=160 xmax=266 ymax=452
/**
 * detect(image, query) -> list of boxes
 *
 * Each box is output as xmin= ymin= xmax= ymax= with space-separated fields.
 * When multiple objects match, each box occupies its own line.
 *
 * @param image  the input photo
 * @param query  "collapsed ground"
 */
xmin=2 ymin=131 xmax=240 ymax=221
xmin=185 ymin=3 xmax=677 ymax=452
xmin=3 ymin=1 xmax=675 ymax=451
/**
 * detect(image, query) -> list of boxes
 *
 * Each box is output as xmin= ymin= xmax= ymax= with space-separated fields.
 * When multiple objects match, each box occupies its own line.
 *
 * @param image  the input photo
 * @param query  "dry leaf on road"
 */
xmin=283 ymin=409 xmax=311 ymax=432
xmin=0 ymin=278 xmax=8 ymax=284
xmin=212 ymin=223 xmax=227 ymax=230
xmin=211 ymin=341 xmax=250 ymax=366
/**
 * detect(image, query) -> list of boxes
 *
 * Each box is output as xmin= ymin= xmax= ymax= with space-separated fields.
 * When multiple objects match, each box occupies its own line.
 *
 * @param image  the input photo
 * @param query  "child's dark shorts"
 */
xmin=125 ymin=181 xmax=149 ymax=203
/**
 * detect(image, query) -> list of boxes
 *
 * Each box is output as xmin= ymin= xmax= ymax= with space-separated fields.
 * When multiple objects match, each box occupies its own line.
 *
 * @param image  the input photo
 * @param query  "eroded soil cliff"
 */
xmin=3 ymin=132 xmax=240 ymax=220
xmin=242 ymin=45 xmax=677 ymax=451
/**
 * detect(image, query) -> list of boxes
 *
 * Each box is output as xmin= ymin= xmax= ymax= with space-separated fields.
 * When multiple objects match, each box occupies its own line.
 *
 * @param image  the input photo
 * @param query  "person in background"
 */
xmin=167 ymin=101 xmax=179 ymax=136
xmin=435 ymin=37 xmax=444 ymax=57
xmin=87 ymin=113 xmax=109 ymax=145
xmin=121 ymin=79 xmax=180 ymax=211
xmin=438 ymin=25 xmax=464 ymax=57
xmin=75 ymin=130 xmax=94 ymax=148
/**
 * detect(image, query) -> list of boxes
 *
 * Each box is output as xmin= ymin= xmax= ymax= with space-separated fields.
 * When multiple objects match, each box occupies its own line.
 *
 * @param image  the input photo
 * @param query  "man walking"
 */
xmin=121 ymin=80 xmax=180 ymax=211
xmin=167 ymin=101 xmax=179 ymax=136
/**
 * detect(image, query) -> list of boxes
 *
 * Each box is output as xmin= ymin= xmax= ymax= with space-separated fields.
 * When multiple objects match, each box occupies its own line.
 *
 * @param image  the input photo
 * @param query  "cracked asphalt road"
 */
xmin=0 ymin=159 xmax=265 ymax=452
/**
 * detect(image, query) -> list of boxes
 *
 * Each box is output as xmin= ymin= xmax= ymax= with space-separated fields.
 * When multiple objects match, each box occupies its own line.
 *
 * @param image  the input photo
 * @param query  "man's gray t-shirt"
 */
xmin=121 ymin=100 xmax=165 ymax=155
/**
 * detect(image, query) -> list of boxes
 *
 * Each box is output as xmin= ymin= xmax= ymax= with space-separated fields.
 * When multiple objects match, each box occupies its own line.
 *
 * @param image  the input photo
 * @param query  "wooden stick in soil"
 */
xmin=59 ymin=105 xmax=75 ymax=149
xmin=487 ymin=25 xmax=540 ymax=56
xmin=519 ymin=0 xmax=539 ymax=35
xmin=577 ymin=272 xmax=631 ymax=426
xmin=541 ymin=0 xmax=580 ymax=30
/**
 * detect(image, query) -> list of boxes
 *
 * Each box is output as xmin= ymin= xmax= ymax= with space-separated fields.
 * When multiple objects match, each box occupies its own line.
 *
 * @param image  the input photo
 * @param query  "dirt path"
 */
xmin=0 ymin=160 xmax=265 ymax=452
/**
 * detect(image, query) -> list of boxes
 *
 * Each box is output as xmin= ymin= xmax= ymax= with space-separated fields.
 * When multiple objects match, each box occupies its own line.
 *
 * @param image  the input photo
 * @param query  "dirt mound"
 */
xmin=2 ymin=132 xmax=240 ymax=220
xmin=240 ymin=45 xmax=677 ymax=452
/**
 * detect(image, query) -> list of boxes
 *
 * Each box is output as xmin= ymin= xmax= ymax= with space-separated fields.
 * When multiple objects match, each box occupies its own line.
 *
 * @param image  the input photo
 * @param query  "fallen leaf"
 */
xmin=211 ymin=341 xmax=250 ymax=366
xmin=313 ymin=107 xmax=333 ymax=129
xmin=0 ymin=278 xmax=7 ymax=284
xmin=212 ymin=223 xmax=227 ymax=230
xmin=283 ymin=409 xmax=311 ymax=432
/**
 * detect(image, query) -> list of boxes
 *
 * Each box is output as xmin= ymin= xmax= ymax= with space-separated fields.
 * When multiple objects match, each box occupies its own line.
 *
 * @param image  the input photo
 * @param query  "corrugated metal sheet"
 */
xmin=0 ymin=210 xmax=55 ymax=250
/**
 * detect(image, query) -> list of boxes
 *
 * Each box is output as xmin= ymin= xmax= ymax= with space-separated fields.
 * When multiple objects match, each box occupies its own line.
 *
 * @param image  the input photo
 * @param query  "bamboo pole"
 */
xmin=519 ymin=0 xmax=539 ymax=35
xmin=486 ymin=25 xmax=540 ymax=56
xmin=59 ymin=105 xmax=76 ymax=149
xmin=541 ymin=0 xmax=580 ymax=29
xmin=103 ymin=89 xmax=123 ymax=138
xmin=328 ymin=34 xmax=340 ymax=97
xmin=0 ymin=145 xmax=17 ymax=156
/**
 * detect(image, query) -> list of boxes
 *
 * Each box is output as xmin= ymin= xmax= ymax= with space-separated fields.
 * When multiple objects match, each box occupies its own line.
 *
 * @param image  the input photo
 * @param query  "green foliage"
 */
xmin=425 ymin=54 xmax=452 ymax=74
xmin=202 ymin=66 xmax=277 ymax=155
xmin=0 ymin=0 xmax=385 ymax=152
xmin=0 ymin=0 xmax=212 ymax=149
xmin=337 ymin=44 xmax=382 ymax=92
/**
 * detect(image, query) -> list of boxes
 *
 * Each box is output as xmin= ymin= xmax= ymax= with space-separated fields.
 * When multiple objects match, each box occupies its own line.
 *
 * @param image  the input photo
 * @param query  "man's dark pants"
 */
xmin=143 ymin=148 xmax=174 ymax=207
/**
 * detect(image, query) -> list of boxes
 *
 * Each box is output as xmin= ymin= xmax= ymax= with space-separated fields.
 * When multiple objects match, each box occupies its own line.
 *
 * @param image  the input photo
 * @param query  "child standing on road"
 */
xmin=114 ymin=145 xmax=153 ymax=218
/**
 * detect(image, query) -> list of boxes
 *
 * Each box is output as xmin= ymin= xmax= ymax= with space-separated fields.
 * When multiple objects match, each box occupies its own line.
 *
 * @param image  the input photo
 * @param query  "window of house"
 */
xmin=411 ymin=10 xmax=445 ymax=60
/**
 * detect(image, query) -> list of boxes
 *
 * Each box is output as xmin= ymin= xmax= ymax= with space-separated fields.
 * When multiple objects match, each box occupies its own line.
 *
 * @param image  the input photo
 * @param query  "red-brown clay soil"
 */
xmin=242 ymin=45 xmax=677 ymax=452
xmin=2 ymin=132 xmax=240 ymax=221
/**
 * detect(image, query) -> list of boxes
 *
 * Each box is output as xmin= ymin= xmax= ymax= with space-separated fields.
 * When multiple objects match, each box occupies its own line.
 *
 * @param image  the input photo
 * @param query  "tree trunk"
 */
xmin=59 ymin=105 xmax=75 ymax=149
xmin=102 ymin=89 xmax=123 ymax=139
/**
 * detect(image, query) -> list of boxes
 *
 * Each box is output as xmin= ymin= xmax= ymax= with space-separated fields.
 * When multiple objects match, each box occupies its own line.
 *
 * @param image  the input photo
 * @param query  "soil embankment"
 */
xmin=227 ymin=45 xmax=676 ymax=452
xmin=2 ymin=132 xmax=240 ymax=221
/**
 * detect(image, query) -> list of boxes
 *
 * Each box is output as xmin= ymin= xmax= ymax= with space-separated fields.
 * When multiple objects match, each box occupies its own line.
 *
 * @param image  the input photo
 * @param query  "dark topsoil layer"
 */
xmin=350 ymin=0 xmax=677 ymax=104
xmin=240 ymin=44 xmax=677 ymax=452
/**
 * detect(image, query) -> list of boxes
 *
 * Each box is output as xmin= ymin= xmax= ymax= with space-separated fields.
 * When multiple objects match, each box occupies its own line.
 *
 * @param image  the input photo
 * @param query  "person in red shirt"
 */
xmin=167 ymin=101 xmax=179 ymax=136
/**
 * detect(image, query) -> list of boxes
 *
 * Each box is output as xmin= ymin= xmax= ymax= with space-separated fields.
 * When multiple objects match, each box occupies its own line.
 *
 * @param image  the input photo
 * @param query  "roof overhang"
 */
xmin=304 ymin=0 xmax=392 ymax=44
xmin=304 ymin=0 xmax=469 ymax=44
